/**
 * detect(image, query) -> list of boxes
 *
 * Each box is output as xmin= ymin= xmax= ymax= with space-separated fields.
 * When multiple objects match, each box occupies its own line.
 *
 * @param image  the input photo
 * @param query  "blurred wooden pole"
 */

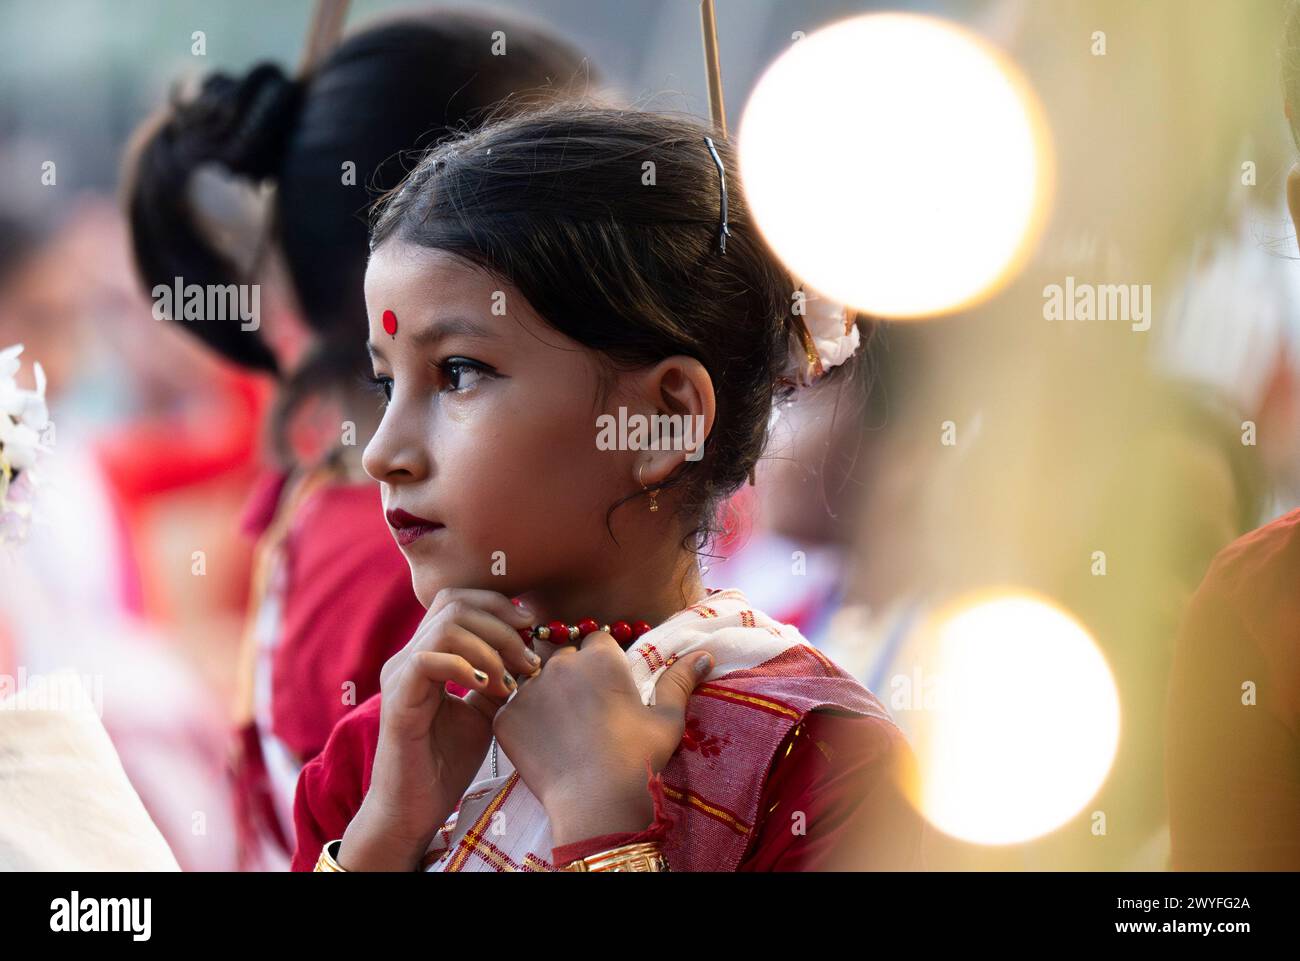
xmin=700 ymin=0 xmax=727 ymax=136
xmin=297 ymin=0 xmax=351 ymax=76
xmin=702 ymin=1 xmax=755 ymax=486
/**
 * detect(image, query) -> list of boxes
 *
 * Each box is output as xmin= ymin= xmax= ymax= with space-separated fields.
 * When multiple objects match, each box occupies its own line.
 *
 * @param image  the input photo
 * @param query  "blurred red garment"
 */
xmin=93 ymin=366 xmax=270 ymax=619
xmin=1167 ymin=507 xmax=1300 ymax=870
xmin=96 ymin=368 xmax=268 ymax=500
xmin=231 ymin=462 xmax=425 ymax=870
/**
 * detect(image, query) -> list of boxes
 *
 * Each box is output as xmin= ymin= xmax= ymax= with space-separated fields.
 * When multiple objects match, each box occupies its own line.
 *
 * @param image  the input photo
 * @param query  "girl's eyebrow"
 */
xmin=366 ymin=315 xmax=498 ymax=361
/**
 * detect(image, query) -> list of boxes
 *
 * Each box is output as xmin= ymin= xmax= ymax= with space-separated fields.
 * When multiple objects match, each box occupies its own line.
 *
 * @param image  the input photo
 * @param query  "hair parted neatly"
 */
xmin=369 ymin=100 xmax=872 ymax=559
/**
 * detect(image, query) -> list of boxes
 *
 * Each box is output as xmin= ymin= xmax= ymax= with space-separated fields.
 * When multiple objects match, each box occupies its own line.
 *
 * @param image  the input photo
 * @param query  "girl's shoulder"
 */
xmin=665 ymin=586 xmax=820 ymax=658
xmin=738 ymin=703 xmax=924 ymax=870
xmin=653 ymin=589 xmax=917 ymax=869
xmin=670 ymin=587 xmax=893 ymax=724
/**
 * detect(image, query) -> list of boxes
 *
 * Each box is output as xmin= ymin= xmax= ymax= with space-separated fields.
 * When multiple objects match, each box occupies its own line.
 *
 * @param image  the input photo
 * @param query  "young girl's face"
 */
xmin=361 ymin=241 xmax=635 ymax=608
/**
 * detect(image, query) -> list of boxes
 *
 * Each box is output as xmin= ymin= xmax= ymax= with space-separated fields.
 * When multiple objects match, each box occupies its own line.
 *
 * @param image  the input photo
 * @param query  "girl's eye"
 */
xmin=435 ymin=357 xmax=492 ymax=393
xmin=364 ymin=358 xmax=492 ymax=406
xmin=365 ymin=374 xmax=393 ymax=404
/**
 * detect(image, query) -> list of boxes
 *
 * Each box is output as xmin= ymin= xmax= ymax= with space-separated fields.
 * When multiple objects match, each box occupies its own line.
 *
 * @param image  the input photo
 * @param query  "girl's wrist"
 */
xmin=339 ymin=799 xmax=436 ymax=871
xmin=544 ymin=779 xmax=656 ymax=848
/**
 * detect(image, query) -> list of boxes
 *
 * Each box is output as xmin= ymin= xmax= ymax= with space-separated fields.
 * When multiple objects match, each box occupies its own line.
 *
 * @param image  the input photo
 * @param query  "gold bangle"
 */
xmin=314 ymin=839 xmax=349 ymax=872
xmin=560 ymin=841 xmax=669 ymax=872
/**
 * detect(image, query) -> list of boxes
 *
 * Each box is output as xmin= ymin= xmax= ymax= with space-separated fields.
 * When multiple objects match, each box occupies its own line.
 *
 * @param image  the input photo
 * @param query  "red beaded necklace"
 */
xmin=517 ymin=618 xmax=654 ymax=650
xmin=510 ymin=595 xmax=655 ymax=649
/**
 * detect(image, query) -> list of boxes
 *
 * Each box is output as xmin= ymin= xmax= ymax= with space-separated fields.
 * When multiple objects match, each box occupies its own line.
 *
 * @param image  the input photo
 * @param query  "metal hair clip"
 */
xmin=703 ymin=135 xmax=731 ymax=254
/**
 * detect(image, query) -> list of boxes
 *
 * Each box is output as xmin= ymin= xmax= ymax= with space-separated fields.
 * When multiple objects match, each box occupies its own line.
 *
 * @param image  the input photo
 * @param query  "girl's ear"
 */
xmin=637 ymin=356 xmax=716 ymax=468
xmin=1287 ymin=163 xmax=1300 ymax=251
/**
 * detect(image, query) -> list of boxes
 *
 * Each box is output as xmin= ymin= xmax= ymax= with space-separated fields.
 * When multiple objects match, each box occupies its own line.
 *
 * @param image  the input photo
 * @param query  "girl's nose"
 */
xmin=362 ymin=402 xmax=428 ymax=484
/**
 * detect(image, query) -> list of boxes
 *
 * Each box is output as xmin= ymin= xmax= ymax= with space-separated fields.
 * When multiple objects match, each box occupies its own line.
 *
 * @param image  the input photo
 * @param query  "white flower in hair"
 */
xmin=768 ymin=286 xmax=863 ymax=435
xmin=783 ymin=284 xmax=862 ymax=389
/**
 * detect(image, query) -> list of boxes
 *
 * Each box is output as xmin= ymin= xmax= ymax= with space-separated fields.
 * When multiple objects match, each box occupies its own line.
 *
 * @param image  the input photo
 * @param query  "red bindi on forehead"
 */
xmin=382 ymin=309 xmax=398 ymax=337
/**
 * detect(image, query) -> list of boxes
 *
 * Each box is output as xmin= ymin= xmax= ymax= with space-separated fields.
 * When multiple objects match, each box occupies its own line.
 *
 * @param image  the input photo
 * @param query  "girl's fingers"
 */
xmin=428 ymin=622 xmax=518 ymax=700
xmin=415 ymin=595 xmax=538 ymax=675
xmin=382 ymin=590 xmax=538 ymax=694
xmin=380 ymin=602 xmax=449 ymax=688
xmin=428 ymin=588 xmax=535 ymax=637
xmin=442 ymin=606 xmax=540 ymax=676
xmin=384 ymin=589 xmax=532 ymax=681
xmin=391 ymin=650 xmax=486 ymax=715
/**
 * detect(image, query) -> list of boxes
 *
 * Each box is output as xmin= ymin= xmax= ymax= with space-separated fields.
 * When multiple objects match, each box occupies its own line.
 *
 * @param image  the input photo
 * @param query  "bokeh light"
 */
xmin=738 ymin=12 xmax=1054 ymax=319
xmin=894 ymin=590 xmax=1120 ymax=846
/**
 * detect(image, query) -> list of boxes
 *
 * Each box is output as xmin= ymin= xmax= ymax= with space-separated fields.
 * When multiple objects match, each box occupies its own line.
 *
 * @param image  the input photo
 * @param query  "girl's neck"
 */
xmin=514 ymin=556 xmax=710 ymax=632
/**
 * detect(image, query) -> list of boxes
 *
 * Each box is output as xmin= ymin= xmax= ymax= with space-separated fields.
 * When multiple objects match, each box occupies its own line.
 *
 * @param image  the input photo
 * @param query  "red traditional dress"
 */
xmin=292 ymin=587 xmax=926 ymax=871
xmin=231 ymin=461 xmax=426 ymax=870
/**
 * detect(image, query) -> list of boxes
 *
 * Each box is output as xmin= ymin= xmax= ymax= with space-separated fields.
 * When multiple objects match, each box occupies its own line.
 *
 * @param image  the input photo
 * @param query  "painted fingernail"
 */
xmin=527 ymin=650 xmax=541 ymax=667
xmin=504 ymin=674 xmax=517 ymax=691
xmin=473 ymin=669 xmax=489 ymax=684
xmin=696 ymin=655 xmax=713 ymax=676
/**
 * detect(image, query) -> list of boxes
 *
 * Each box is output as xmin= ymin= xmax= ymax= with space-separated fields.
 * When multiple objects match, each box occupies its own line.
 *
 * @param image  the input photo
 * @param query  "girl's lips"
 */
xmin=394 ymin=523 xmax=440 ymax=546
xmin=386 ymin=508 xmax=443 ymax=546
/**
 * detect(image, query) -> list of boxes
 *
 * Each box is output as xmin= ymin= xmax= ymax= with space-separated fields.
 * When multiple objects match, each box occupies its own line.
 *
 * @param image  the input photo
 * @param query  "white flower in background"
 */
xmin=0 ymin=343 xmax=21 ymax=380
xmin=0 ymin=418 xmax=43 ymax=472
xmin=1 ymin=344 xmax=49 ymax=432
xmin=1 ymin=343 xmax=53 ymax=544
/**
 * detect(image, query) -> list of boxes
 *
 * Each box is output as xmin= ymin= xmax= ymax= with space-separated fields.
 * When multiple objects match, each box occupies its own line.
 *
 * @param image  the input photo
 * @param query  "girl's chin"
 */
xmin=412 ymin=569 xmax=514 ymax=609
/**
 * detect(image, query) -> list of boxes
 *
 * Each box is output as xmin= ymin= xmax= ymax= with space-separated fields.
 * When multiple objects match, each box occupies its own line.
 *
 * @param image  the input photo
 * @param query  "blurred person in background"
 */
xmin=55 ymin=197 xmax=269 ymax=692
xmin=1164 ymin=0 xmax=1300 ymax=871
xmin=0 ymin=199 xmax=241 ymax=870
xmin=122 ymin=5 xmax=602 ymax=870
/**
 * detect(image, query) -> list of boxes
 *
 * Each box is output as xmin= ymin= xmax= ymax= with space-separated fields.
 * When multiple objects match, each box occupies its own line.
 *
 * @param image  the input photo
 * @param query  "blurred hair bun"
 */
xmin=169 ymin=62 xmax=302 ymax=180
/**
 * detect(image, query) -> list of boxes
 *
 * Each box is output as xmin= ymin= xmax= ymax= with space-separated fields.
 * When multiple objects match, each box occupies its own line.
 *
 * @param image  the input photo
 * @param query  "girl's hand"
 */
xmin=490 ymin=632 xmax=713 ymax=846
xmin=337 ymin=588 xmax=539 ymax=871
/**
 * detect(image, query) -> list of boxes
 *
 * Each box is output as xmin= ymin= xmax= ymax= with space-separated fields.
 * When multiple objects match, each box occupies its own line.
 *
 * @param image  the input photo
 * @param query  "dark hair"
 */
xmin=121 ymin=7 xmax=599 ymax=466
xmin=369 ymin=101 xmax=871 ymax=559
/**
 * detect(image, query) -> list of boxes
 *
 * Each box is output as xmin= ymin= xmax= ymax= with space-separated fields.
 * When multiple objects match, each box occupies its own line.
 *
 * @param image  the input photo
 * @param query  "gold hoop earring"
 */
xmin=637 ymin=462 xmax=660 ymax=513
